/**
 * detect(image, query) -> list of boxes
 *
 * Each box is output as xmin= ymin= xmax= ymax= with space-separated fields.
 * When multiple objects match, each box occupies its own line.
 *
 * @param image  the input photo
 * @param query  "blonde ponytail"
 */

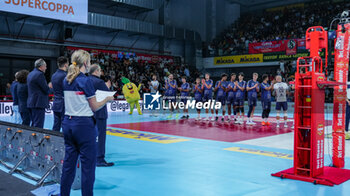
xmin=66 ymin=49 xmax=91 ymax=84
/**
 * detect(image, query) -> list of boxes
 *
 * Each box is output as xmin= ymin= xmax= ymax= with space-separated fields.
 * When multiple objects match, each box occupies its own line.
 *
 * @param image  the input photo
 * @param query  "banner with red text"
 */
xmin=332 ymin=23 xmax=350 ymax=168
xmin=0 ymin=0 xmax=88 ymax=24
xmin=249 ymin=40 xmax=287 ymax=54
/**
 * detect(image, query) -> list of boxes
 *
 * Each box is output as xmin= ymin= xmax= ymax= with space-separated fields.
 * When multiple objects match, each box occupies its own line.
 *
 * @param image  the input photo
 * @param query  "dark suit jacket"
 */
xmin=17 ymin=83 xmax=30 ymax=113
xmin=51 ymin=69 xmax=67 ymax=112
xmin=10 ymin=81 xmax=19 ymax=105
xmin=88 ymin=75 xmax=108 ymax=119
xmin=27 ymin=68 xmax=49 ymax=109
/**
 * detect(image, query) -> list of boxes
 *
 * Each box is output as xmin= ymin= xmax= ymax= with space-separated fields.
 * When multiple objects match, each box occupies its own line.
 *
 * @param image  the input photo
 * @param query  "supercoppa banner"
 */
xmin=332 ymin=23 xmax=350 ymax=168
xmin=0 ymin=0 xmax=88 ymax=24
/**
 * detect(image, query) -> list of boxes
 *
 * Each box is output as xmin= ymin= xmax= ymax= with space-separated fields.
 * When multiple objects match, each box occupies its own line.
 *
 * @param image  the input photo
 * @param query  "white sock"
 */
xmin=284 ymin=120 xmax=287 ymax=125
xmin=277 ymin=120 xmax=280 ymax=125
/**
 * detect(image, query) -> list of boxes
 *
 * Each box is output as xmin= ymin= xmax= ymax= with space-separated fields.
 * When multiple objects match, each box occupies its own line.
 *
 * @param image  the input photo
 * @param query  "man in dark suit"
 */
xmin=88 ymin=64 xmax=114 ymax=167
xmin=27 ymin=58 xmax=49 ymax=128
xmin=51 ymin=57 xmax=68 ymax=131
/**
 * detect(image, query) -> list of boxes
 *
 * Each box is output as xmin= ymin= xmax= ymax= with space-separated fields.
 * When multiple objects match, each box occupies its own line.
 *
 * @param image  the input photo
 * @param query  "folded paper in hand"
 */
xmin=96 ymin=90 xmax=116 ymax=102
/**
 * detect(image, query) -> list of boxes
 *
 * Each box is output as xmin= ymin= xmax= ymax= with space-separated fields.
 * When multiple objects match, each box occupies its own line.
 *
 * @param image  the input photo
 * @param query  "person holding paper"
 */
xmin=61 ymin=50 xmax=114 ymax=196
xmin=88 ymin=64 xmax=114 ymax=167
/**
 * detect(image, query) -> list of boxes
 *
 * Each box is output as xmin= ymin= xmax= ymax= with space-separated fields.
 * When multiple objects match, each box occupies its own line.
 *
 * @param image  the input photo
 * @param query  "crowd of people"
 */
xmin=64 ymin=49 xmax=201 ymax=97
xmin=205 ymin=1 xmax=349 ymax=56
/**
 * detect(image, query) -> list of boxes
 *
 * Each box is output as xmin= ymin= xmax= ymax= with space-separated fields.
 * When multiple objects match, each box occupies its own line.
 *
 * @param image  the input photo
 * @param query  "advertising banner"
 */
xmin=249 ymin=40 xmax=286 ymax=54
xmin=0 ymin=100 xmax=143 ymax=117
xmin=332 ymin=23 xmax=350 ymax=168
xmin=0 ymin=0 xmax=88 ymax=24
xmin=214 ymin=54 xmax=263 ymax=65
xmin=286 ymin=39 xmax=297 ymax=55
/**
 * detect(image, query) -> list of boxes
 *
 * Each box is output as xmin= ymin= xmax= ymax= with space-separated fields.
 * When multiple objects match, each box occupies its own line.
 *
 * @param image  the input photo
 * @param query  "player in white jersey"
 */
xmin=149 ymin=74 xmax=159 ymax=117
xmin=273 ymin=75 xmax=289 ymax=128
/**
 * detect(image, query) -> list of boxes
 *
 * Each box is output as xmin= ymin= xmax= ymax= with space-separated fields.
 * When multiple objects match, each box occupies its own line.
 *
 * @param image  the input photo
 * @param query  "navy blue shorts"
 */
xmin=203 ymin=93 xmax=213 ymax=102
xmin=226 ymin=95 xmax=235 ymax=105
xmin=261 ymin=100 xmax=271 ymax=110
xmin=276 ymin=102 xmax=288 ymax=111
xmin=235 ymin=98 xmax=244 ymax=106
xmin=248 ymin=98 xmax=257 ymax=107
xmin=216 ymin=96 xmax=226 ymax=105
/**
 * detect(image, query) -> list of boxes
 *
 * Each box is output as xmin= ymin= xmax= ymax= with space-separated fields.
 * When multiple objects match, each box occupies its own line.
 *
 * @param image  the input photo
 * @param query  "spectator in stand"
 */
xmin=27 ymin=59 xmax=50 ymax=128
xmin=16 ymin=70 xmax=31 ymax=126
xmin=6 ymin=83 xmax=11 ymax=96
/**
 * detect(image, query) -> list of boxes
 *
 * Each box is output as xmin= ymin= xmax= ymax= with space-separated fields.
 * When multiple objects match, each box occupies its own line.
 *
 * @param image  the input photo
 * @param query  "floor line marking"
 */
xmin=224 ymin=147 xmax=293 ymax=160
xmin=106 ymin=128 xmax=189 ymax=144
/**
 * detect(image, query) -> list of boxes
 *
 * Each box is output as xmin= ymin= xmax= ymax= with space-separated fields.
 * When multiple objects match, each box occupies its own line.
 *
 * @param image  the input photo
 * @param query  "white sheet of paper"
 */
xmin=95 ymin=90 xmax=116 ymax=102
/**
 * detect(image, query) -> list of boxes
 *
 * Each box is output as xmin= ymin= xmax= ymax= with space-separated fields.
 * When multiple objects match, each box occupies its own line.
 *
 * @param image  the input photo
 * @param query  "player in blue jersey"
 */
xmin=214 ymin=73 xmax=228 ymax=122
xmin=193 ymin=77 xmax=203 ymax=120
xmin=234 ymin=72 xmax=246 ymax=124
xmin=226 ymin=73 xmax=237 ymax=122
xmin=165 ymin=74 xmax=177 ymax=118
xmin=179 ymin=76 xmax=191 ymax=119
xmin=246 ymin=73 xmax=259 ymax=125
xmin=260 ymin=74 xmax=274 ymax=126
xmin=201 ymin=73 xmax=215 ymax=121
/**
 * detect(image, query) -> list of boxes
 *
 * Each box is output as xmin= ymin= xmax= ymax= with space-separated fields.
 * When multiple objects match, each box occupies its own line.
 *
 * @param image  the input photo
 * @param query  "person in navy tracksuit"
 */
xmin=88 ymin=64 xmax=114 ymax=167
xmin=16 ymin=70 xmax=31 ymax=126
xmin=10 ymin=72 xmax=21 ymax=124
xmin=51 ymin=57 xmax=69 ymax=131
xmin=27 ymin=59 xmax=49 ymax=128
xmin=61 ymin=50 xmax=114 ymax=196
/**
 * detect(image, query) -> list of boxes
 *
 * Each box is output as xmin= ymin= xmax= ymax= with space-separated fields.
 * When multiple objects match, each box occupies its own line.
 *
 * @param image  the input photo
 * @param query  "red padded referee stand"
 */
xmin=272 ymin=26 xmax=350 ymax=186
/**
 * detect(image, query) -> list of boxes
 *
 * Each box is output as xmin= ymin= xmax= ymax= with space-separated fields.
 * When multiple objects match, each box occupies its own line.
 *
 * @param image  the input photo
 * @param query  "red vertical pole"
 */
xmin=332 ymin=23 xmax=350 ymax=168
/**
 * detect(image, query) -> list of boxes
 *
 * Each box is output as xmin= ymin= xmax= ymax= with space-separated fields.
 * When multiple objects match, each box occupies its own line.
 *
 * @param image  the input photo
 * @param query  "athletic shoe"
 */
xmin=221 ymin=117 xmax=225 ymax=122
xmin=226 ymin=118 xmax=231 ymax=123
xmin=246 ymin=121 xmax=253 ymax=125
xmin=284 ymin=124 xmax=288 ymax=128
xmin=276 ymin=124 xmax=280 ymax=128
xmin=266 ymin=122 xmax=271 ymax=126
xmin=181 ymin=115 xmax=187 ymax=119
xmin=211 ymin=117 xmax=216 ymax=121
xmin=250 ymin=121 xmax=256 ymax=125
xmin=186 ymin=115 xmax=189 ymax=119
xmin=239 ymin=120 xmax=244 ymax=125
xmin=261 ymin=121 xmax=266 ymax=126
xmin=195 ymin=117 xmax=201 ymax=121
xmin=215 ymin=116 xmax=219 ymax=121
xmin=203 ymin=117 xmax=209 ymax=121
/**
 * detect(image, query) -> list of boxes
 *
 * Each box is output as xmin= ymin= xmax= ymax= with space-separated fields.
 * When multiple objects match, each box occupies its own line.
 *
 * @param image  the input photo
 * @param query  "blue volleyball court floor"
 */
xmin=1 ymin=107 xmax=350 ymax=196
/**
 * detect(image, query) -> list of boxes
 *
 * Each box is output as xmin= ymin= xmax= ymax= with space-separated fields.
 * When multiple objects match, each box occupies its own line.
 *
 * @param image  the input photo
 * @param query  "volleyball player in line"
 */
xmin=226 ymin=73 xmax=237 ymax=123
xmin=214 ymin=73 xmax=228 ymax=122
xmin=246 ymin=73 xmax=259 ymax=125
xmin=202 ymin=73 xmax=215 ymax=121
xmin=273 ymin=75 xmax=290 ymax=128
xmin=260 ymin=74 xmax=274 ymax=126
xmin=234 ymin=72 xmax=246 ymax=124
xmin=179 ymin=76 xmax=191 ymax=119
xmin=193 ymin=77 xmax=203 ymax=120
